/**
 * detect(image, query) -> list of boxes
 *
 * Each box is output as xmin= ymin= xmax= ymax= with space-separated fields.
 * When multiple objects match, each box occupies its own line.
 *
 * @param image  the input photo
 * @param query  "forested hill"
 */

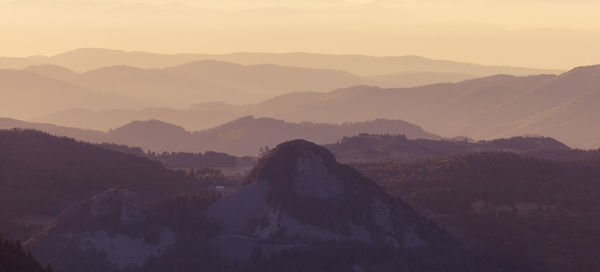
xmin=353 ymin=152 xmax=600 ymax=271
xmin=0 ymin=129 xmax=208 ymax=240
xmin=326 ymin=134 xmax=570 ymax=162
xmin=98 ymin=143 xmax=240 ymax=169
xmin=104 ymin=117 xmax=439 ymax=155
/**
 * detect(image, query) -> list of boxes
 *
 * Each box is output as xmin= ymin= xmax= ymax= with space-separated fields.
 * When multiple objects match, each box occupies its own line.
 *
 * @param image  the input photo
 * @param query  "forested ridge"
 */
xmin=0 ymin=129 xmax=209 ymax=240
xmin=98 ymin=143 xmax=240 ymax=169
xmin=353 ymin=152 xmax=600 ymax=271
xmin=326 ymin=133 xmax=574 ymax=162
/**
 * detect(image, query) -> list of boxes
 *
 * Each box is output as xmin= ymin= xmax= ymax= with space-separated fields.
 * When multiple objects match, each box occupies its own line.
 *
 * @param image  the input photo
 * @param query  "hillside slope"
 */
xmin=0 ymin=129 xmax=207 ymax=240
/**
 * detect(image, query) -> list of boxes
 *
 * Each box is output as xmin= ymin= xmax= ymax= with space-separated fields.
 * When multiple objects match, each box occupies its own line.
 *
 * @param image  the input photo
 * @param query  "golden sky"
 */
xmin=2 ymin=0 xmax=600 ymax=69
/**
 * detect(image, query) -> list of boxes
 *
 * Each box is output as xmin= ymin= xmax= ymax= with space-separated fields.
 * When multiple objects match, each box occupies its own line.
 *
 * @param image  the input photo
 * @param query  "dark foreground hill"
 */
xmin=354 ymin=152 xmax=600 ymax=271
xmin=25 ymin=140 xmax=491 ymax=272
xmin=0 ymin=235 xmax=50 ymax=272
xmin=0 ymin=129 xmax=207 ymax=240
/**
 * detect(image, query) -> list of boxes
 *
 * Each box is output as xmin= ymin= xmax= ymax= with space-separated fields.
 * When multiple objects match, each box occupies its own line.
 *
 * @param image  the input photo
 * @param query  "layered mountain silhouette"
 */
xmin=29 ymin=64 xmax=600 ymax=149
xmin=4 ymin=48 xmax=559 ymax=76
xmin=23 ymin=61 xmax=363 ymax=105
xmin=18 ymin=57 xmax=557 ymax=108
xmin=0 ymin=70 xmax=139 ymax=120
xmin=25 ymin=140 xmax=488 ymax=272
xmin=2 ymin=116 xmax=438 ymax=155
xmin=34 ymin=107 xmax=241 ymax=131
xmin=0 ymin=48 xmax=564 ymax=114
xmin=171 ymin=65 xmax=596 ymax=148
xmin=256 ymin=65 xmax=599 ymax=149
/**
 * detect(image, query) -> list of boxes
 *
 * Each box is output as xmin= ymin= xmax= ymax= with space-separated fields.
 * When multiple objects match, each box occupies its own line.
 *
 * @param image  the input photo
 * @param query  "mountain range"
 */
xmin=0 ymin=69 xmax=139 ymax=120
xmin=33 ymin=64 xmax=600 ymax=148
xmin=3 ymin=48 xmax=560 ymax=76
xmin=22 ymin=61 xmax=363 ymax=106
xmin=14 ymin=56 xmax=559 ymax=108
xmin=0 ymin=48 xmax=564 ymax=114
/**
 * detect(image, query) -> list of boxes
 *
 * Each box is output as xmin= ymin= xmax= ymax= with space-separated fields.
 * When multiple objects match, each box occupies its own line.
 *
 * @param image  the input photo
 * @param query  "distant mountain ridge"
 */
xmin=0 ymin=69 xmax=140 ymax=120
xmin=19 ymin=56 xmax=554 ymax=108
xmin=4 ymin=48 xmax=560 ymax=75
xmin=0 ymin=48 xmax=562 ymax=111
xmin=161 ymin=65 xmax=597 ymax=149
xmin=26 ymin=64 xmax=600 ymax=148
xmin=23 ymin=61 xmax=364 ymax=105
xmin=1 ymin=116 xmax=439 ymax=156
xmin=105 ymin=116 xmax=439 ymax=155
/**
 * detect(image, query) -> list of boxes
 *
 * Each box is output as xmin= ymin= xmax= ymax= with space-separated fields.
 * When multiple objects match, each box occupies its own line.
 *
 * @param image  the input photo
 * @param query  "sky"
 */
xmin=2 ymin=0 xmax=600 ymax=69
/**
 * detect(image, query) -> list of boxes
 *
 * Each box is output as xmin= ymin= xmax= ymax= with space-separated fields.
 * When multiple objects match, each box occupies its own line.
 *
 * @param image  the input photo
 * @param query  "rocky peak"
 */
xmin=206 ymin=140 xmax=441 ymax=260
xmin=245 ymin=139 xmax=342 ymax=195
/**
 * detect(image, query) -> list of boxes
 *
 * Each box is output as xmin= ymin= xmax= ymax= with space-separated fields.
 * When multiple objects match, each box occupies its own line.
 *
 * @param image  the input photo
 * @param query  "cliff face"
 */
xmin=292 ymin=150 xmax=345 ymax=199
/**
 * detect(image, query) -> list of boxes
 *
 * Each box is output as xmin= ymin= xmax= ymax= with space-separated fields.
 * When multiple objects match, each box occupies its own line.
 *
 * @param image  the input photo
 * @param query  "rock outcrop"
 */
xmin=205 ymin=140 xmax=445 ymax=260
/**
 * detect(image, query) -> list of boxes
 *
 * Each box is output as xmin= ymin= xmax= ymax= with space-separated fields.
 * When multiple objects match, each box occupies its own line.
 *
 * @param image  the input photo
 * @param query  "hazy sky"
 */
xmin=2 ymin=0 xmax=600 ymax=69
